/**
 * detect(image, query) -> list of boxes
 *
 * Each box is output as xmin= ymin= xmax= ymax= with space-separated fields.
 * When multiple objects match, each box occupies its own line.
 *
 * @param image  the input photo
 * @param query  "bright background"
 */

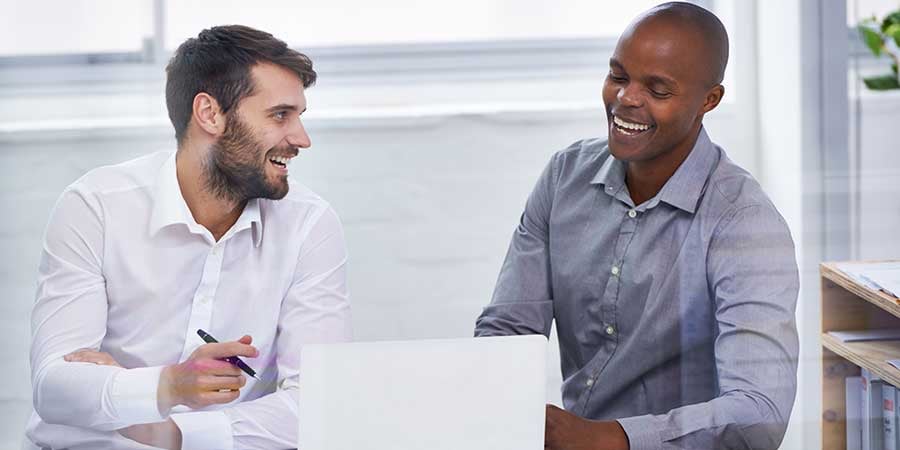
xmin=2 ymin=1 xmax=899 ymax=449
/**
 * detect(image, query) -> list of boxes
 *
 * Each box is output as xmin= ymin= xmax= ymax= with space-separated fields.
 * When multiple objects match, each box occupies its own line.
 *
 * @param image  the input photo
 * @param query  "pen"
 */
xmin=196 ymin=329 xmax=258 ymax=379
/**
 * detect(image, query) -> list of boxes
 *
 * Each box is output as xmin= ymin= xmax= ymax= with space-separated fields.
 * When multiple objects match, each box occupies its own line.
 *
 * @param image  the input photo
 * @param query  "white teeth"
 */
xmin=613 ymin=115 xmax=651 ymax=131
xmin=270 ymin=156 xmax=291 ymax=165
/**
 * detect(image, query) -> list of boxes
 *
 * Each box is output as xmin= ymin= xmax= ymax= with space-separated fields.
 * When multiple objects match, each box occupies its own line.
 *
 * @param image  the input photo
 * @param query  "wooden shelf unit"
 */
xmin=821 ymin=261 xmax=900 ymax=450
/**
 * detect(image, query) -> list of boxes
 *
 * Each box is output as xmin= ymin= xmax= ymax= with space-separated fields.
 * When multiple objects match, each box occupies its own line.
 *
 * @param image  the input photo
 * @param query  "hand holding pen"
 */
xmin=197 ymin=329 xmax=258 ymax=379
xmin=157 ymin=331 xmax=258 ymax=413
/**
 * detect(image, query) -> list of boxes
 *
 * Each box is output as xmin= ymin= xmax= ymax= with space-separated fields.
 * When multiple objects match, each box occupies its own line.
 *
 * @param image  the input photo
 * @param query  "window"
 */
xmin=848 ymin=0 xmax=899 ymax=24
xmin=1 ymin=0 xmax=153 ymax=56
xmin=165 ymin=0 xmax=664 ymax=49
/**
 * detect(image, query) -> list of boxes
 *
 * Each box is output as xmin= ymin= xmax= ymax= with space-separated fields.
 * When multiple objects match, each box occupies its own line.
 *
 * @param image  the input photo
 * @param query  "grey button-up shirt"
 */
xmin=475 ymin=128 xmax=799 ymax=450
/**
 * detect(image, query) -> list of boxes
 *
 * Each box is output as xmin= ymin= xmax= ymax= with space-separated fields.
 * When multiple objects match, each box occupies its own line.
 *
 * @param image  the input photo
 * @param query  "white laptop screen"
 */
xmin=299 ymin=335 xmax=547 ymax=450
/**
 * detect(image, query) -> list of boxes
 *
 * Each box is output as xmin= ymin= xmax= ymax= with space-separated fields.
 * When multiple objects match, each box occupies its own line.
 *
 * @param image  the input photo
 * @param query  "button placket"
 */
xmin=580 ymin=206 xmax=638 ymax=408
xmin=177 ymin=242 xmax=227 ymax=362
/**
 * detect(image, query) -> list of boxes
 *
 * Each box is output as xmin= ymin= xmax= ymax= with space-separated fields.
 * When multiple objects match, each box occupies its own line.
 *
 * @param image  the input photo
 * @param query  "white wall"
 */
xmin=851 ymin=89 xmax=900 ymax=260
xmin=755 ymin=2 xmax=811 ymax=448
xmin=12 ymin=77 xmax=888 ymax=450
xmin=0 ymin=74 xmax=751 ymax=448
xmin=2 ymin=5 xmax=852 ymax=447
xmin=8 ymin=2 xmax=863 ymax=448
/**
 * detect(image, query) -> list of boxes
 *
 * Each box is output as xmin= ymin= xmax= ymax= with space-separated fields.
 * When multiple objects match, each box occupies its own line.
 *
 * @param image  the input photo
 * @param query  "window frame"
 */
xmin=0 ymin=0 xmax=717 ymax=92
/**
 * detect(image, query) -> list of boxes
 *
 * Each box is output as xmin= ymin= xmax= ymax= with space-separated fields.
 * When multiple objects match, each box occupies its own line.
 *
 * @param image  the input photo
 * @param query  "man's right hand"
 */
xmin=157 ymin=335 xmax=257 ymax=414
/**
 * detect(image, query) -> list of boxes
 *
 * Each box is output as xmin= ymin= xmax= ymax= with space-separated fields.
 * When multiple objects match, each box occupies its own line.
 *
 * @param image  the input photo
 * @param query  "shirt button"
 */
xmin=200 ymin=296 xmax=210 ymax=304
xmin=211 ymin=246 xmax=220 ymax=255
xmin=586 ymin=378 xmax=594 ymax=387
xmin=606 ymin=325 xmax=616 ymax=335
xmin=611 ymin=266 xmax=620 ymax=276
xmin=628 ymin=209 xmax=637 ymax=218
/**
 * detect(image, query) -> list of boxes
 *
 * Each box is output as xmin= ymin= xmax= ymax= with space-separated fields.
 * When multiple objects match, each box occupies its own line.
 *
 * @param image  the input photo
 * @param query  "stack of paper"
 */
xmin=829 ymin=329 xmax=900 ymax=343
xmin=837 ymin=262 xmax=900 ymax=298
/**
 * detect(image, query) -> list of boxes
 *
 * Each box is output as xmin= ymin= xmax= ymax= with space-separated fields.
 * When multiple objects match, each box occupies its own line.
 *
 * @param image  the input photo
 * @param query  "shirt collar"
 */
xmin=237 ymin=198 xmax=264 ymax=247
xmin=149 ymin=152 xmax=264 ymax=246
xmin=590 ymin=127 xmax=719 ymax=214
xmin=656 ymin=127 xmax=719 ymax=213
xmin=590 ymin=149 xmax=626 ymax=191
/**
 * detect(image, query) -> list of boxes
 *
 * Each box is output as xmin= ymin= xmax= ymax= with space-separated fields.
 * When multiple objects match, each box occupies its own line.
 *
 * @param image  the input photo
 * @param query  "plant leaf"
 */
xmin=887 ymin=23 xmax=900 ymax=48
xmin=883 ymin=11 xmax=900 ymax=32
xmin=859 ymin=24 xmax=884 ymax=56
xmin=863 ymin=74 xmax=900 ymax=90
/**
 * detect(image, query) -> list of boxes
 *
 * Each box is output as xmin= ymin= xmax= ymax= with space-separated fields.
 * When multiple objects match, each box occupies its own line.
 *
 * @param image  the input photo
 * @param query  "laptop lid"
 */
xmin=298 ymin=334 xmax=547 ymax=450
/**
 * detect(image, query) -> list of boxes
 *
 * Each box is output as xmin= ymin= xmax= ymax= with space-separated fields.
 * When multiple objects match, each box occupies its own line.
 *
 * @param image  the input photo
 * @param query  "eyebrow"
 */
xmin=609 ymin=58 xmax=678 ymax=90
xmin=645 ymin=75 xmax=678 ymax=90
xmin=609 ymin=58 xmax=624 ymax=71
xmin=265 ymin=104 xmax=307 ymax=114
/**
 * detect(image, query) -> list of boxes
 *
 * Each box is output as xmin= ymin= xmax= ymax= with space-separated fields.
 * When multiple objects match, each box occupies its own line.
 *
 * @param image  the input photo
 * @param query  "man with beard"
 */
xmin=475 ymin=3 xmax=798 ymax=450
xmin=26 ymin=25 xmax=351 ymax=450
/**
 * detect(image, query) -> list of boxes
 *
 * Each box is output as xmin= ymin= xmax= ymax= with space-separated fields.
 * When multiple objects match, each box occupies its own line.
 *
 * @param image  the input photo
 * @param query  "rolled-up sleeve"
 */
xmin=475 ymin=154 xmax=558 ymax=338
xmin=617 ymin=203 xmax=799 ymax=450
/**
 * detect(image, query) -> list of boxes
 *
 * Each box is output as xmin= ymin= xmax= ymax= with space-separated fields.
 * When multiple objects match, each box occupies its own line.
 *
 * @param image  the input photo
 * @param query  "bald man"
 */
xmin=475 ymin=3 xmax=798 ymax=450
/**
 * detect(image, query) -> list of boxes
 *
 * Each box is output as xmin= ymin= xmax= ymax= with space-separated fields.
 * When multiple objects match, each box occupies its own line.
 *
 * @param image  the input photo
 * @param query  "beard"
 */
xmin=204 ymin=113 xmax=291 ymax=203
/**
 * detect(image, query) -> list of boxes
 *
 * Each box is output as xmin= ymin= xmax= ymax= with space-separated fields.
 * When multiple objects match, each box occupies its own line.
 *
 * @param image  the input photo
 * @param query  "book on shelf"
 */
xmin=885 ymin=384 xmax=897 ymax=450
xmin=848 ymin=376 xmax=863 ymax=450
xmin=863 ymin=368 xmax=885 ymax=450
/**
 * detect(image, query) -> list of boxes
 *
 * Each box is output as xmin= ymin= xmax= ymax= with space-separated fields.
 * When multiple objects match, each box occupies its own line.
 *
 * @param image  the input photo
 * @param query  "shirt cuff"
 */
xmin=171 ymin=410 xmax=233 ymax=450
xmin=109 ymin=366 xmax=166 ymax=424
xmin=617 ymin=415 xmax=662 ymax=450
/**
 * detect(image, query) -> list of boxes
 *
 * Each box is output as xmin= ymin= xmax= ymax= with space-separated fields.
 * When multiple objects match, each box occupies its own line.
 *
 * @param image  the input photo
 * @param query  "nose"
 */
xmin=616 ymin=83 xmax=643 ymax=108
xmin=287 ymin=118 xmax=311 ymax=149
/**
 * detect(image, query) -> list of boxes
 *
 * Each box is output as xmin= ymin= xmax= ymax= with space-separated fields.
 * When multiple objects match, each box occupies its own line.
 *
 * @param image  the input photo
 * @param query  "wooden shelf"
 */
xmin=821 ymin=261 xmax=900 ymax=450
xmin=822 ymin=332 xmax=900 ymax=387
xmin=821 ymin=261 xmax=900 ymax=319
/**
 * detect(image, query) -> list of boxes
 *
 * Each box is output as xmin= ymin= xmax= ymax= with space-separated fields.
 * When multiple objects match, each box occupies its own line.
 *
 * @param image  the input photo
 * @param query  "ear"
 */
xmin=701 ymin=84 xmax=725 ymax=114
xmin=192 ymin=93 xmax=226 ymax=137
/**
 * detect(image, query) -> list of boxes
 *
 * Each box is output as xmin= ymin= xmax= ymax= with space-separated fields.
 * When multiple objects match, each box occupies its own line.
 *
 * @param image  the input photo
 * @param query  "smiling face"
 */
xmin=204 ymin=63 xmax=311 ymax=202
xmin=602 ymin=16 xmax=723 ymax=166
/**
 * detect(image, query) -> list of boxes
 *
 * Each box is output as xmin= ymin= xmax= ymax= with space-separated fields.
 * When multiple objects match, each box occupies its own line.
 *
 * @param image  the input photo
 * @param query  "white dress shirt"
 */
xmin=26 ymin=151 xmax=352 ymax=450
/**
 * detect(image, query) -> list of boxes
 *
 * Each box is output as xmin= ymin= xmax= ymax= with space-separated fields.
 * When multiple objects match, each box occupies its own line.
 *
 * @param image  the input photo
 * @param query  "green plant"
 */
xmin=858 ymin=10 xmax=900 ymax=90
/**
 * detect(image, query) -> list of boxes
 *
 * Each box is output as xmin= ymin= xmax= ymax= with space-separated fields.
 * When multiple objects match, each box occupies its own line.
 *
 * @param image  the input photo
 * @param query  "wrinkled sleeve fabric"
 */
xmin=204 ymin=205 xmax=352 ymax=450
xmin=475 ymin=154 xmax=557 ymax=338
xmin=30 ymin=186 xmax=167 ymax=431
xmin=617 ymin=204 xmax=800 ymax=450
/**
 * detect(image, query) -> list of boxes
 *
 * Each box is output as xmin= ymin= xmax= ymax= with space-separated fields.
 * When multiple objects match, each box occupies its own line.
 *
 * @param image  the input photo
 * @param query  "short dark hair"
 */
xmin=165 ymin=25 xmax=317 ymax=145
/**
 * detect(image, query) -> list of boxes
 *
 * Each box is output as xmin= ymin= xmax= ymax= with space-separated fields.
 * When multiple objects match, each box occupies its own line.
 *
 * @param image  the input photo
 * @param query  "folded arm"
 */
xmin=31 ymin=187 xmax=168 ymax=430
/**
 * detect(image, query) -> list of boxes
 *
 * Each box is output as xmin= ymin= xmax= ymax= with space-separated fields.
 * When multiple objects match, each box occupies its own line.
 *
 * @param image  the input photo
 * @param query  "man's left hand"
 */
xmin=118 ymin=418 xmax=183 ymax=450
xmin=545 ymin=404 xmax=629 ymax=450
xmin=63 ymin=349 xmax=183 ymax=450
xmin=64 ymin=348 xmax=122 ymax=367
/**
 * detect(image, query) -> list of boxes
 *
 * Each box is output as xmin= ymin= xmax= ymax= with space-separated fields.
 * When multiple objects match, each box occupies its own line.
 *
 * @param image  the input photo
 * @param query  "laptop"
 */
xmin=298 ymin=335 xmax=547 ymax=450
